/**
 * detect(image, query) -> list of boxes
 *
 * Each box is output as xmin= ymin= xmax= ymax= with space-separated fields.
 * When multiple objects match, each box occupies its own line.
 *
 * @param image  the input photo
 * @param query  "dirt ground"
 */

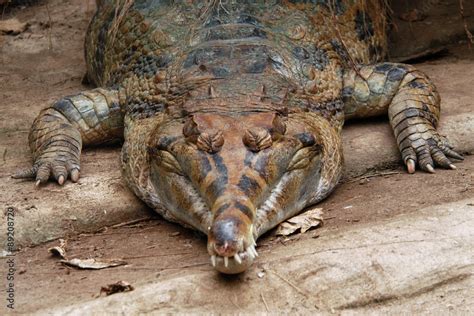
xmin=7 ymin=156 xmax=473 ymax=313
xmin=0 ymin=0 xmax=473 ymax=314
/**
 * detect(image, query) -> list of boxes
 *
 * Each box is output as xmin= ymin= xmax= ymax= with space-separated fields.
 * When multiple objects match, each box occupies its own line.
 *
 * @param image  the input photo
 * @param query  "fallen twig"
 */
xmin=459 ymin=0 xmax=473 ymax=48
xmin=261 ymin=293 xmax=270 ymax=312
xmin=121 ymin=252 xmax=195 ymax=260
xmin=45 ymin=3 xmax=53 ymax=50
xmin=346 ymin=171 xmax=400 ymax=183
xmin=108 ymin=0 xmax=134 ymax=45
xmin=110 ymin=217 xmax=153 ymax=228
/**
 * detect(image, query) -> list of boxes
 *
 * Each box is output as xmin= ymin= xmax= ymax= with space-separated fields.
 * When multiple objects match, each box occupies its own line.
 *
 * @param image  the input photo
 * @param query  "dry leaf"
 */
xmin=48 ymin=239 xmax=67 ymax=259
xmin=276 ymin=208 xmax=323 ymax=236
xmin=100 ymin=281 xmax=134 ymax=296
xmin=60 ymin=258 xmax=127 ymax=270
xmin=50 ymin=240 xmax=126 ymax=270
xmin=0 ymin=18 xmax=28 ymax=35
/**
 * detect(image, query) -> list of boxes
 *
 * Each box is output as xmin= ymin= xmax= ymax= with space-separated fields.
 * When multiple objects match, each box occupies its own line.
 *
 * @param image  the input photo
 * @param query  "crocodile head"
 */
xmin=147 ymin=111 xmax=342 ymax=273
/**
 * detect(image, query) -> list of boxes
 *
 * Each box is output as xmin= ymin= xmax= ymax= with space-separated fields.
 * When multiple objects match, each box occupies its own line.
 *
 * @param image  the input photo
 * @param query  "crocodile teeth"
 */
xmin=247 ymin=247 xmax=255 ymax=260
xmin=248 ymin=245 xmax=258 ymax=258
xmin=209 ymin=246 xmax=257 ymax=270
xmin=234 ymin=253 xmax=242 ymax=264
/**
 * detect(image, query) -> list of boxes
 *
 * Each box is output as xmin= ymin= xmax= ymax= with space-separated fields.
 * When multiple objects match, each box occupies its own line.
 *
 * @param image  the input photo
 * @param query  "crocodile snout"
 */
xmin=207 ymin=197 xmax=258 ymax=273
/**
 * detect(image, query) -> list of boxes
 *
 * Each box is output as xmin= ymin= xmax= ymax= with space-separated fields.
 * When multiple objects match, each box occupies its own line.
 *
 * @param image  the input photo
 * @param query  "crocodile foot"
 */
xmin=12 ymin=156 xmax=80 ymax=186
xmin=399 ymin=129 xmax=463 ymax=174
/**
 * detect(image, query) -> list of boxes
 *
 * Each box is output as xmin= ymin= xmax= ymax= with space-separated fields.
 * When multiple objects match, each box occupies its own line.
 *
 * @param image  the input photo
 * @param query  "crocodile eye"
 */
xmin=147 ymin=135 xmax=183 ymax=174
xmin=155 ymin=150 xmax=184 ymax=175
xmin=287 ymin=133 xmax=321 ymax=171
xmin=148 ymin=145 xmax=183 ymax=175
xmin=287 ymin=147 xmax=318 ymax=170
xmin=294 ymin=132 xmax=316 ymax=147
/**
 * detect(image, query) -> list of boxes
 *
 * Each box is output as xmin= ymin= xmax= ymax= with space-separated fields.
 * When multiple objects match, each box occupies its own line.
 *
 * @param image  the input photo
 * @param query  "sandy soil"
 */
xmin=0 ymin=0 xmax=473 ymax=314
xmin=8 ymin=156 xmax=473 ymax=313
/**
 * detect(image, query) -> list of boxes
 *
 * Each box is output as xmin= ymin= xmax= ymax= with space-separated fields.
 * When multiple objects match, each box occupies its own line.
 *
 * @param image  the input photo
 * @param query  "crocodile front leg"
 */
xmin=343 ymin=63 xmax=463 ymax=173
xmin=13 ymin=88 xmax=123 ymax=185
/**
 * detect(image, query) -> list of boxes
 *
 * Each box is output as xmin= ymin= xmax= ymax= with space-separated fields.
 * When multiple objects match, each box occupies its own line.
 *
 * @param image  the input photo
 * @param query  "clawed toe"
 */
xmin=403 ymin=139 xmax=463 ymax=174
xmin=70 ymin=169 xmax=80 ymax=182
xmin=424 ymin=164 xmax=435 ymax=173
xmin=11 ymin=167 xmax=37 ymax=179
xmin=12 ymin=161 xmax=80 ymax=187
xmin=406 ymin=159 xmax=416 ymax=174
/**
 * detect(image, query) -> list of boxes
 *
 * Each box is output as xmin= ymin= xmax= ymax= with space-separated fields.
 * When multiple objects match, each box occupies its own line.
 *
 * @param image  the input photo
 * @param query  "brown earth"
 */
xmin=7 ymin=156 xmax=474 ymax=313
xmin=0 ymin=0 xmax=473 ymax=314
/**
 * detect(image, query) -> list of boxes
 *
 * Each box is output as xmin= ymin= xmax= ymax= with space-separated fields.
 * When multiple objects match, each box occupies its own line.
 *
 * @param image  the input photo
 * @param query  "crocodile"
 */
xmin=14 ymin=0 xmax=463 ymax=274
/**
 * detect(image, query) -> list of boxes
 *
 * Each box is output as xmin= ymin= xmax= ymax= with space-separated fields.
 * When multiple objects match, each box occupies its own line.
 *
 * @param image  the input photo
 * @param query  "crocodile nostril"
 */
xmin=182 ymin=116 xmax=224 ymax=153
xmin=242 ymin=127 xmax=272 ymax=152
xmin=209 ymin=215 xmax=248 ymax=257
xmin=196 ymin=129 xmax=224 ymax=153
xmin=213 ymin=240 xmax=239 ymax=257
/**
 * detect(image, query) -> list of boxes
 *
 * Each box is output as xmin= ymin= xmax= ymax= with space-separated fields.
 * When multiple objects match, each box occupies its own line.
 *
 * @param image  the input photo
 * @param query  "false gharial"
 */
xmin=15 ymin=0 xmax=463 ymax=273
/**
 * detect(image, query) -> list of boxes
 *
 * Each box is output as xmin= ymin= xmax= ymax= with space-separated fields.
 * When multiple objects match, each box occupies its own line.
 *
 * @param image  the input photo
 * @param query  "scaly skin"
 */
xmin=15 ymin=1 xmax=463 ymax=273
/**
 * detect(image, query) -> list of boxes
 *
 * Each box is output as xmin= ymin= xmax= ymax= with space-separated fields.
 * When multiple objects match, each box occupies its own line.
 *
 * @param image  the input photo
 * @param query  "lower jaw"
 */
xmin=211 ymin=248 xmax=257 ymax=274
xmin=209 ymin=242 xmax=259 ymax=274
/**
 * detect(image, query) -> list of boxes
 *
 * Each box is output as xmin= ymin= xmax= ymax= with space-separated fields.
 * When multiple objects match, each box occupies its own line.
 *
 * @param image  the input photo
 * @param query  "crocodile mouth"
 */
xmin=209 ymin=241 xmax=258 ymax=274
xmin=207 ymin=213 xmax=259 ymax=273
